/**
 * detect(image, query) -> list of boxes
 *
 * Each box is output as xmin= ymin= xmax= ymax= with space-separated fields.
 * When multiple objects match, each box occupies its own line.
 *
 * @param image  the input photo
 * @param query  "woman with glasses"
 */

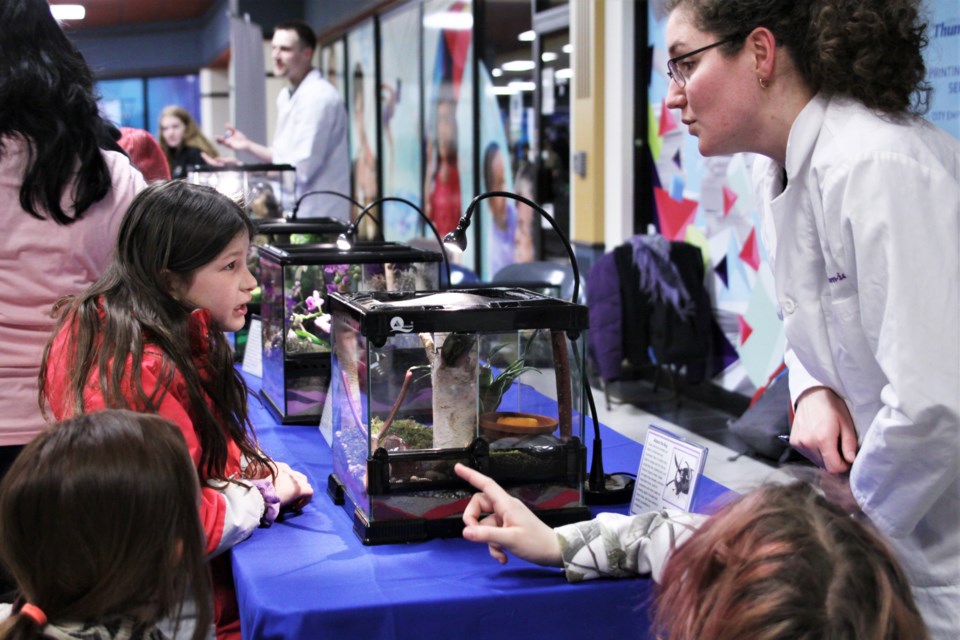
xmin=664 ymin=0 xmax=958 ymax=636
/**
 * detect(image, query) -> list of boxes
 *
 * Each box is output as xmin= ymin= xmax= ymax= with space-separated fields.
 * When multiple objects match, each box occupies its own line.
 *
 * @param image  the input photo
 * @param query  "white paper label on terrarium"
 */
xmin=630 ymin=425 xmax=707 ymax=515
xmin=241 ymin=317 xmax=263 ymax=377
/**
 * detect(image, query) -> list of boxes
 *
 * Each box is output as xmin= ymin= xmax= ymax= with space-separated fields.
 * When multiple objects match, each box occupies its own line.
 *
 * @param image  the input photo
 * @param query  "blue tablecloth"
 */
xmin=232 ymin=373 xmax=734 ymax=640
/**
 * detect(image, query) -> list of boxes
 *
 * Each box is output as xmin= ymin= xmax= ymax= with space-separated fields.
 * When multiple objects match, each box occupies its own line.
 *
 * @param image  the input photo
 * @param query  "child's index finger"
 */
xmin=454 ymin=463 xmax=511 ymax=502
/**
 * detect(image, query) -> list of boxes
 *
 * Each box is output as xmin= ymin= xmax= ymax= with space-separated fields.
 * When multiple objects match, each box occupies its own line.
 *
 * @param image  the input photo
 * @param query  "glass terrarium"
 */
xmin=326 ymin=288 xmax=591 ymax=544
xmin=229 ymin=218 xmax=349 ymax=363
xmin=186 ymin=163 xmax=296 ymax=219
xmin=259 ymin=242 xmax=442 ymax=424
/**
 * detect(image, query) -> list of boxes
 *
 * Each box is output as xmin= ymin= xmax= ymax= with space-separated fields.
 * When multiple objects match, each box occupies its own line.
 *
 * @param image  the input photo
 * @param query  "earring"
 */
xmin=759 ymin=77 xmax=770 ymax=89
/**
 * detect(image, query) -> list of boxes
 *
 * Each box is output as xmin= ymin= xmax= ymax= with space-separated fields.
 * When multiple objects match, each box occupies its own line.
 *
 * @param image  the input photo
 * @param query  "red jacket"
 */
xmin=45 ymin=308 xmax=260 ymax=640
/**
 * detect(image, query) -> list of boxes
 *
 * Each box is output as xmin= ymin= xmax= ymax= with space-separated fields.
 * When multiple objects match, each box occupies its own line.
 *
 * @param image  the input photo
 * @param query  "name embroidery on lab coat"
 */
xmin=828 ymin=272 xmax=847 ymax=284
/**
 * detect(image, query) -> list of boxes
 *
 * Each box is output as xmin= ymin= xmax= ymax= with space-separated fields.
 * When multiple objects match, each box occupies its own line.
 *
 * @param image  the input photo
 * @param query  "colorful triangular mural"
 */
xmin=659 ymin=100 xmax=678 ymax=136
xmin=654 ymin=186 xmax=698 ymax=241
xmin=722 ymin=185 xmax=738 ymax=217
xmin=739 ymin=227 xmax=761 ymax=271
xmin=738 ymin=315 xmax=753 ymax=345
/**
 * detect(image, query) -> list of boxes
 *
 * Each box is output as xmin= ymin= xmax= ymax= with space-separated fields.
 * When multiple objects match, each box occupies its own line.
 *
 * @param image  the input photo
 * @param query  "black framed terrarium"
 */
xmin=259 ymin=242 xmax=442 ymax=424
xmin=325 ymin=288 xmax=591 ymax=544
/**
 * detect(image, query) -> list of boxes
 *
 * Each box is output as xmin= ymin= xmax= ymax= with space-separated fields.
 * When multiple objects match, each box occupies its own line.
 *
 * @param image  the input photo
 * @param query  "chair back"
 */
xmin=492 ymin=261 xmax=582 ymax=304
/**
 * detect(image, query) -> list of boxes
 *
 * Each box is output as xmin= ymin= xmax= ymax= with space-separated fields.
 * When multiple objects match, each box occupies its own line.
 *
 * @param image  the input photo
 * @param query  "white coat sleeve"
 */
xmin=554 ymin=510 xmax=706 ymax=583
xmin=832 ymin=150 xmax=960 ymax=538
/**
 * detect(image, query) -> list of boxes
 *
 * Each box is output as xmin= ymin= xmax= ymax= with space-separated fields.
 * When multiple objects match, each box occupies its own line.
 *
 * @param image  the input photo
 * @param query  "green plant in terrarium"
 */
xmin=479 ymin=344 xmax=540 ymax=414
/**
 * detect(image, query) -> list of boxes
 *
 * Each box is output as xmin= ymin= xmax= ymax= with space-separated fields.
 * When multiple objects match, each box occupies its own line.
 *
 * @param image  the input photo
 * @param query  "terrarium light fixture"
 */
xmin=443 ymin=191 xmax=634 ymax=505
xmin=292 ymin=190 xmax=363 ymax=221
xmin=337 ymin=196 xmax=452 ymax=288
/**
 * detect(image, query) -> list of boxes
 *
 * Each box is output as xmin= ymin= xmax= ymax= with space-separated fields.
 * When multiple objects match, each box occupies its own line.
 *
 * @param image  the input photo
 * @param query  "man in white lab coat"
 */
xmin=219 ymin=20 xmax=350 ymax=220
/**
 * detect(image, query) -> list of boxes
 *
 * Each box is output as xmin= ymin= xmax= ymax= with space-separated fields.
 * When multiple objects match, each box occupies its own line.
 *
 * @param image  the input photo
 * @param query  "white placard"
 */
xmin=241 ymin=317 xmax=262 ymax=378
xmin=630 ymin=425 xmax=708 ymax=514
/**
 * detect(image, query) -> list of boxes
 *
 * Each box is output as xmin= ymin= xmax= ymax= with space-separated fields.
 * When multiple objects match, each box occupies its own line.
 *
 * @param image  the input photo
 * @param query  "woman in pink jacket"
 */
xmin=0 ymin=0 xmax=145 ymax=474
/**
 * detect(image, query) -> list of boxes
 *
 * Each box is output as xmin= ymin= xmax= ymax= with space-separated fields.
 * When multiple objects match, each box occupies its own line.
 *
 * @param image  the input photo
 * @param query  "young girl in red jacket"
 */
xmin=39 ymin=180 xmax=314 ymax=640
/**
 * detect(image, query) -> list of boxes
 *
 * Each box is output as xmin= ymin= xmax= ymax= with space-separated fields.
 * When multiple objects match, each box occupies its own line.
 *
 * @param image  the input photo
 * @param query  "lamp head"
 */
xmin=336 ymin=228 xmax=355 ymax=251
xmin=442 ymin=221 xmax=470 ymax=255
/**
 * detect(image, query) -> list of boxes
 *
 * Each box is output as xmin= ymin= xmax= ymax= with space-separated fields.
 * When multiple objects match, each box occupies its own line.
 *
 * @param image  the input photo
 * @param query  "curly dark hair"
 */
xmin=665 ymin=0 xmax=931 ymax=115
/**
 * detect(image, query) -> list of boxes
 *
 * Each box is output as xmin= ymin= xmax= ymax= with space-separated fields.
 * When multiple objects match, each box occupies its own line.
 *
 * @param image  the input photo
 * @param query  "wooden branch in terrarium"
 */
xmin=550 ymin=330 xmax=573 ymax=439
xmin=371 ymin=365 xmax=429 ymax=450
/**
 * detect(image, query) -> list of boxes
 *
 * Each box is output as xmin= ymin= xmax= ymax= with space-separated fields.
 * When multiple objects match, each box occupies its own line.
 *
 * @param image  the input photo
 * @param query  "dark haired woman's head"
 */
xmin=653 ymin=482 xmax=927 ymax=640
xmin=114 ymin=181 xmax=254 ymax=302
xmin=664 ymin=0 xmax=930 ymax=115
xmin=0 ymin=410 xmax=211 ymax=639
xmin=38 ymin=180 xmax=266 ymax=483
xmin=0 ymin=0 xmax=115 ymax=224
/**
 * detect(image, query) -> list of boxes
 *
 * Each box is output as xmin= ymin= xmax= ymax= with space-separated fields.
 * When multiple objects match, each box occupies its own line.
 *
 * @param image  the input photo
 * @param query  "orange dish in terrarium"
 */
xmin=480 ymin=411 xmax=558 ymax=439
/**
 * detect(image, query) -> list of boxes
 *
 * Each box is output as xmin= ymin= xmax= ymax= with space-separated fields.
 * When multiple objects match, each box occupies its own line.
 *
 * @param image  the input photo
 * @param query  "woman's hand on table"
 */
xmin=791 ymin=386 xmax=858 ymax=473
xmin=272 ymin=461 xmax=314 ymax=511
xmin=455 ymin=463 xmax=562 ymax=568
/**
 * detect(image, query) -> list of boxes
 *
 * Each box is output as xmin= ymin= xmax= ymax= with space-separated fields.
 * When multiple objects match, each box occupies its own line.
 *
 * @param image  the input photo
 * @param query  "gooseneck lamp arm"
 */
xmin=443 ymin=191 xmax=630 ymax=504
xmin=292 ymin=190 xmax=364 ymax=221
xmin=443 ymin=191 xmax=580 ymax=304
xmin=336 ymin=196 xmax=452 ymax=289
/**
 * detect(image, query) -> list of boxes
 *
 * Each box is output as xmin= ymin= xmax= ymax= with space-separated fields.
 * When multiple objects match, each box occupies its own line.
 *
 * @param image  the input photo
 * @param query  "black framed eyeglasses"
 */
xmin=667 ymin=35 xmax=740 ymax=87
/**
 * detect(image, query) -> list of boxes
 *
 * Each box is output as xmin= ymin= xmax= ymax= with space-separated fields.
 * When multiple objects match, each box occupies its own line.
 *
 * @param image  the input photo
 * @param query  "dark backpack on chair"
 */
xmin=727 ymin=364 xmax=794 ymax=463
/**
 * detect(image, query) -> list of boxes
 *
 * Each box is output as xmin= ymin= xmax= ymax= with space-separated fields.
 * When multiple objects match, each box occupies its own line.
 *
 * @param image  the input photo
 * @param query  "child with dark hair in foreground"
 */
xmin=0 ymin=410 xmax=211 ymax=640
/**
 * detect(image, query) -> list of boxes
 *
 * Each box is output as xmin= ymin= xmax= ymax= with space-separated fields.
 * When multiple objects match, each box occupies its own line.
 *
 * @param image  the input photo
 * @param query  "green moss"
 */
xmin=371 ymin=417 xmax=433 ymax=450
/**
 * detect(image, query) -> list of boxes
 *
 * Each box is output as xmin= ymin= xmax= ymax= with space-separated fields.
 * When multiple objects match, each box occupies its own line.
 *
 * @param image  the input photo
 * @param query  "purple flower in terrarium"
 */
xmin=314 ymin=314 xmax=332 ymax=334
xmin=305 ymin=290 xmax=323 ymax=312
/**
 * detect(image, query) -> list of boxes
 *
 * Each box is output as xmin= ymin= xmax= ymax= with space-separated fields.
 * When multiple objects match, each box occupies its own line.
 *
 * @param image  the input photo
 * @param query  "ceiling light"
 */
xmin=541 ymin=52 xmax=558 ymax=63
xmin=501 ymin=60 xmax=535 ymax=72
xmin=491 ymin=86 xmax=519 ymax=96
xmin=562 ymin=44 xmax=573 ymax=54
xmin=555 ymin=68 xmax=573 ymax=80
xmin=508 ymin=81 xmax=536 ymax=92
xmin=50 ymin=4 xmax=85 ymax=21
xmin=423 ymin=11 xmax=473 ymax=31
xmin=491 ymin=68 xmax=503 ymax=78
xmin=518 ymin=30 xmax=535 ymax=42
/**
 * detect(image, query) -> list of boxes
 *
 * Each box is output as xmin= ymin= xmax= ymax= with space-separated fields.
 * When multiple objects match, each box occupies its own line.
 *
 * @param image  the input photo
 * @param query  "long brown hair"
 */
xmin=0 ymin=411 xmax=212 ymax=640
xmin=653 ymin=482 xmax=927 ymax=639
xmin=38 ymin=181 xmax=270 ymax=482
xmin=158 ymin=105 xmax=219 ymax=158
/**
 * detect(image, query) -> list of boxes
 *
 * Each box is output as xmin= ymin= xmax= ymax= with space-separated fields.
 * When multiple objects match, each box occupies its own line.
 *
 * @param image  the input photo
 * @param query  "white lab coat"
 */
xmin=273 ymin=68 xmax=351 ymax=220
xmin=755 ymin=92 xmax=960 ymax=638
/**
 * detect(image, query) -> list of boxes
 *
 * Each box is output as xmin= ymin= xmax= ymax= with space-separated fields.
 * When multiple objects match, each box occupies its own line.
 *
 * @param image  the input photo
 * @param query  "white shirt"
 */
xmin=273 ymin=68 xmax=351 ymax=220
xmin=755 ymin=92 xmax=960 ymax=638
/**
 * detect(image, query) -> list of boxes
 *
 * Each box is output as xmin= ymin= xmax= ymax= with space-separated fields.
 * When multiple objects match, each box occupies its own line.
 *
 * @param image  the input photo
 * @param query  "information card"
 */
xmin=241 ymin=316 xmax=263 ymax=378
xmin=630 ymin=425 xmax=708 ymax=515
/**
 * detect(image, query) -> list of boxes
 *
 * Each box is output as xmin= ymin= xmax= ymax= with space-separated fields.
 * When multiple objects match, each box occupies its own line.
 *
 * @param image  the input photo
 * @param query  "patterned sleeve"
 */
xmin=555 ymin=510 xmax=707 ymax=583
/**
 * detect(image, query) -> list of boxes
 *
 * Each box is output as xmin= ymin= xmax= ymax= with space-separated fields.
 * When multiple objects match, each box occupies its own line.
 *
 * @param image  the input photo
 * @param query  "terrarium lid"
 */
xmin=256 ymin=218 xmax=349 ymax=235
xmin=185 ymin=163 xmax=296 ymax=174
xmin=327 ymin=287 xmax=589 ymax=337
xmin=258 ymin=241 xmax=443 ymax=265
